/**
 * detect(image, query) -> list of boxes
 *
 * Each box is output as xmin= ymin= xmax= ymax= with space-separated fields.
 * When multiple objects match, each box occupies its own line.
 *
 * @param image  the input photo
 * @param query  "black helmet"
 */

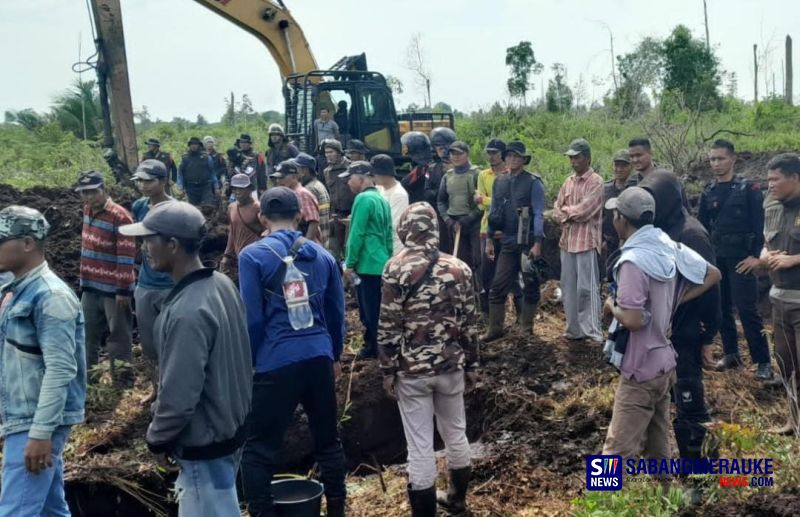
xmin=401 ymin=131 xmax=432 ymax=166
xmin=430 ymin=127 xmax=457 ymax=147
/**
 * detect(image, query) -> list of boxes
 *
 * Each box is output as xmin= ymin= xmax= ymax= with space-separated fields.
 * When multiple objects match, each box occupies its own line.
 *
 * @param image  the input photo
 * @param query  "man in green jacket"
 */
xmin=341 ymin=161 xmax=393 ymax=359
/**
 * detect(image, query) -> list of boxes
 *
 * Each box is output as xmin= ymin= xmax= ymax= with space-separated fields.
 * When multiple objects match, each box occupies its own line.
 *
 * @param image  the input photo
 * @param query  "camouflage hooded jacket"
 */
xmin=378 ymin=202 xmax=479 ymax=378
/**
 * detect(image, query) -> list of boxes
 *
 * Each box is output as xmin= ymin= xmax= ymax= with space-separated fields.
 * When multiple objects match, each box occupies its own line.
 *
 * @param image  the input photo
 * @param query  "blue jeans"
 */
xmin=0 ymin=426 xmax=71 ymax=516
xmin=175 ymin=451 xmax=242 ymax=517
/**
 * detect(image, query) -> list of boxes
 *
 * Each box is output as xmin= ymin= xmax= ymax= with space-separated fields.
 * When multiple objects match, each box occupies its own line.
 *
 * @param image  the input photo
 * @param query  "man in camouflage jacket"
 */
xmin=378 ymin=202 xmax=479 ymax=516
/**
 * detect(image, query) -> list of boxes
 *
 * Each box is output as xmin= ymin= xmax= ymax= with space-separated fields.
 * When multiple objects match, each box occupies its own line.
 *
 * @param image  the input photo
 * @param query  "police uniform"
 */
xmin=698 ymin=177 xmax=770 ymax=367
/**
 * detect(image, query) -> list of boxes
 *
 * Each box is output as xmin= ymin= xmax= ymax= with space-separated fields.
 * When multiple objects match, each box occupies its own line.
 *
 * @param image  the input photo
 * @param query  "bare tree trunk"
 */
xmin=609 ymin=30 xmax=618 ymax=92
xmin=787 ymin=35 xmax=794 ymax=105
xmin=703 ymin=0 xmax=711 ymax=53
xmin=754 ymin=44 xmax=759 ymax=102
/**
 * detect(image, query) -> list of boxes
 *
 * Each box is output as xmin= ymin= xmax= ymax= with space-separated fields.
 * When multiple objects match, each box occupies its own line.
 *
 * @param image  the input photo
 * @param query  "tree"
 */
xmin=725 ymin=72 xmax=739 ymax=98
xmin=406 ymin=33 xmax=432 ymax=108
xmin=196 ymin=114 xmax=208 ymax=126
xmin=661 ymin=25 xmax=722 ymax=111
xmin=222 ymin=92 xmax=236 ymax=126
xmin=505 ymin=41 xmax=543 ymax=105
xmin=50 ymin=80 xmax=102 ymax=140
xmin=4 ymin=108 xmax=46 ymax=130
xmin=546 ymin=64 xmax=573 ymax=112
xmin=238 ymin=94 xmax=255 ymax=124
xmin=385 ymin=75 xmax=404 ymax=96
xmin=611 ymin=37 xmax=664 ymax=117
xmin=134 ymin=105 xmax=153 ymax=127
xmin=432 ymin=101 xmax=452 ymax=113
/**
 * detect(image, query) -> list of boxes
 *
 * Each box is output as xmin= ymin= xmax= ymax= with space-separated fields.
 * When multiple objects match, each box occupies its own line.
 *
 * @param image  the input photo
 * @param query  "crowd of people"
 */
xmin=1 ymin=124 xmax=800 ymax=516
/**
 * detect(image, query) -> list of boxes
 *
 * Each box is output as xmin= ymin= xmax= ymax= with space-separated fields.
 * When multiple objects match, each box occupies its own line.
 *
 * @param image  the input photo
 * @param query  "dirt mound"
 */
xmin=0 ymin=184 xmax=231 ymax=289
xmin=688 ymin=150 xmax=794 ymax=187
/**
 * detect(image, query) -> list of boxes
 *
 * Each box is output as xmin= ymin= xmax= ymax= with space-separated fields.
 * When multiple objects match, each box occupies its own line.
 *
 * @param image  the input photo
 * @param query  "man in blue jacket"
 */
xmin=0 ymin=206 xmax=86 ymax=516
xmin=238 ymin=187 xmax=347 ymax=517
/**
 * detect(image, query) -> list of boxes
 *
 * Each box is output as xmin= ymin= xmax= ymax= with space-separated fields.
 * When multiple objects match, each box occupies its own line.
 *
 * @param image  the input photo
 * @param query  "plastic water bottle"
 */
xmin=283 ymin=256 xmax=313 ymax=330
xmin=342 ymin=261 xmax=361 ymax=286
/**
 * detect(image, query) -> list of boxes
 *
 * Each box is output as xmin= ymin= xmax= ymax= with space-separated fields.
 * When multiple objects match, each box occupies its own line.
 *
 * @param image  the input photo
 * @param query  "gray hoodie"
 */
xmin=147 ymin=268 xmax=252 ymax=460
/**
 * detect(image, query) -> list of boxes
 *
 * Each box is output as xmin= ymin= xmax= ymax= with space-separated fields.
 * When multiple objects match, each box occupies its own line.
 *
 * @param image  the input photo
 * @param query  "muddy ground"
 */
xmin=2 ymin=152 xmax=800 ymax=516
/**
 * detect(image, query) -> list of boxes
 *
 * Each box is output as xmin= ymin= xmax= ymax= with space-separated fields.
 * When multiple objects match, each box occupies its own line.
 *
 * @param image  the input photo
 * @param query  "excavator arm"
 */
xmin=193 ymin=0 xmax=317 ymax=77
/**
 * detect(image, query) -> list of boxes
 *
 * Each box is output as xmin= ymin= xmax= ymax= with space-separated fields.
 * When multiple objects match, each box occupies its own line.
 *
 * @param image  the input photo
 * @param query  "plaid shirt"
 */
xmin=553 ymin=169 xmax=604 ymax=253
xmin=292 ymin=184 xmax=320 ymax=241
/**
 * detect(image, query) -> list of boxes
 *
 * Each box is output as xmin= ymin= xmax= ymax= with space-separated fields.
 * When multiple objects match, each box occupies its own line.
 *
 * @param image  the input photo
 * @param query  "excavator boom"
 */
xmin=193 ymin=0 xmax=317 ymax=77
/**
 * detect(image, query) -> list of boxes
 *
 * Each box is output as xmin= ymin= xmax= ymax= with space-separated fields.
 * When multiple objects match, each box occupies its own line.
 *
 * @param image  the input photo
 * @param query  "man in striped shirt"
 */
xmin=553 ymin=139 xmax=605 ymax=342
xmin=76 ymin=171 xmax=137 ymax=379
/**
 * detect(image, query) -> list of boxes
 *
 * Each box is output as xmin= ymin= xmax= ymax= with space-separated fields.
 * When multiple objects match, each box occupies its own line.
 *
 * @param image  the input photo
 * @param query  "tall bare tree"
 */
xmin=406 ymin=33 xmax=432 ymax=108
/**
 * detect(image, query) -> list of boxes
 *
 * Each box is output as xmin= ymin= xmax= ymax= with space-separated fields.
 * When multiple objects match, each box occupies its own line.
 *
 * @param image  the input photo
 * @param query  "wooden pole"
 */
xmin=754 ymin=44 xmax=759 ymax=103
xmin=787 ymin=35 xmax=794 ymax=105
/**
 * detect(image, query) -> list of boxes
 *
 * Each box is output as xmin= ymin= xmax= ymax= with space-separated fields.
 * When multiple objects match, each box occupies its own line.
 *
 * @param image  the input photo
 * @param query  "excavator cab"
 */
xmin=284 ymin=59 xmax=403 ymax=162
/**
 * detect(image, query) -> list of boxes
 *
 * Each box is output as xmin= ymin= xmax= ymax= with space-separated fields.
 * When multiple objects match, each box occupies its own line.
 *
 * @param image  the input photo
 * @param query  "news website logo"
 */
xmin=586 ymin=455 xmax=623 ymax=491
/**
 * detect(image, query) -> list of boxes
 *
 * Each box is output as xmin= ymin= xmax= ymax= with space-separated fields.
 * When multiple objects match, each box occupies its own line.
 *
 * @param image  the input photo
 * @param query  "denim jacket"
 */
xmin=0 ymin=262 xmax=86 ymax=439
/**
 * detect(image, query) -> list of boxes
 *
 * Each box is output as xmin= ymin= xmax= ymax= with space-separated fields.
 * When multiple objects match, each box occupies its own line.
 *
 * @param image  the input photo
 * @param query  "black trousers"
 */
xmin=185 ymin=182 xmax=215 ymax=206
xmin=718 ymin=256 xmax=769 ymax=364
xmin=481 ymin=238 xmax=521 ymax=309
xmin=488 ymin=246 xmax=540 ymax=306
xmin=241 ymin=357 xmax=346 ymax=515
xmin=356 ymin=274 xmax=382 ymax=355
xmin=671 ymin=338 xmax=711 ymax=460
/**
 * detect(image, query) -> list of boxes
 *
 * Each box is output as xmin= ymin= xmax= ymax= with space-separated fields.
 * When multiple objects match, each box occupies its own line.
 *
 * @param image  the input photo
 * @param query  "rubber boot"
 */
xmin=518 ymin=302 xmax=537 ymax=336
xmin=715 ymin=353 xmax=743 ymax=371
xmin=436 ymin=466 xmax=471 ymax=515
xmin=326 ymin=496 xmax=346 ymax=517
xmin=512 ymin=295 xmax=523 ymax=325
xmin=407 ymin=485 xmax=437 ymax=517
xmin=481 ymin=303 xmax=506 ymax=342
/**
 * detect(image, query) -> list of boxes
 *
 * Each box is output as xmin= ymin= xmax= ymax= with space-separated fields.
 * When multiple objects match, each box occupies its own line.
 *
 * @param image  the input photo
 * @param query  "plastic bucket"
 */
xmin=272 ymin=478 xmax=325 ymax=517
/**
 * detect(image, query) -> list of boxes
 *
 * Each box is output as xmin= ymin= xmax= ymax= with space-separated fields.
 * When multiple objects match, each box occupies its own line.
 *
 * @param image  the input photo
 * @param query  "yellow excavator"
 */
xmin=90 ymin=0 xmax=453 ymax=180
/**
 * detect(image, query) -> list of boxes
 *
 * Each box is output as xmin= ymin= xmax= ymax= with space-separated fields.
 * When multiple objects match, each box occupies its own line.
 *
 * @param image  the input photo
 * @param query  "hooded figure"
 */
xmin=378 ymin=201 xmax=479 ymax=516
xmin=638 ymin=170 xmax=721 ymax=465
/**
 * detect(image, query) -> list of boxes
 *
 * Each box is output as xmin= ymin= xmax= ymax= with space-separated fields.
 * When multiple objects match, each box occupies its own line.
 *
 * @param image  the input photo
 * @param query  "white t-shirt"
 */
xmin=378 ymin=182 xmax=409 ymax=255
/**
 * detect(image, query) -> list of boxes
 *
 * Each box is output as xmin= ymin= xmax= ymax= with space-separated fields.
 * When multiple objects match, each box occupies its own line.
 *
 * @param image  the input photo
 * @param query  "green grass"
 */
xmin=572 ymin=482 xmax=688 ymax=517
xmin=3 ymin=102 xmax=800 ymax=197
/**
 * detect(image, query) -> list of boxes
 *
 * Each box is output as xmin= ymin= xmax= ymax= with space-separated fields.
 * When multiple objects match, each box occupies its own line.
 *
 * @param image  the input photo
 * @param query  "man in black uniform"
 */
xmin=698 ymin=139 xmax=772 ymax=380
xmin=400 ymin=132 xmax=433 ymax=205
xmin=427 ymin=127 xmax=456 ymax=253
xmin=142 ymin=137 xmax=177 ymax=186
xmin=229 ymin=134 xmax=268 ymax=195
xmin=640 ymin=171 xmax=721 ymax=503
xmin=178 ymin=137 xmax=218 ymax=206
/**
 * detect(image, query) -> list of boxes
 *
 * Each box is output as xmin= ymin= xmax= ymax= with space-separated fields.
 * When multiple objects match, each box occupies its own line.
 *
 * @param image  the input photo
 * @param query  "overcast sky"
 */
xmin=1 ymin=0 xmax=797 ymax=121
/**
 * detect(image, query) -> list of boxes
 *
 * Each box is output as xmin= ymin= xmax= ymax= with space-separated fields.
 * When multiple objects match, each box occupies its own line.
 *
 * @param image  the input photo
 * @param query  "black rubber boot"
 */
xmin=513 ymin=294 xmax=523 ymax=324
xmin=436 ymin=466 xmax=471 ymax=515
xmin=715 ymin=353 xmax=743 ymax=371
xmin=407 ymin=485 xmax=437 ymax=517
xmin=326 ymin=496 xmax=346 ymax=517
xmin=518 ymin=302 xmax=537 ymax=335
xmin=481 ymin=304 xmax=505 ymax=342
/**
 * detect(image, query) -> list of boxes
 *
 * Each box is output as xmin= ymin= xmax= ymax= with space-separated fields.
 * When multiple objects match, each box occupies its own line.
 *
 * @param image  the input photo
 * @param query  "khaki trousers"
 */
xmin=603 ymin=369 xmax=677 ymax=459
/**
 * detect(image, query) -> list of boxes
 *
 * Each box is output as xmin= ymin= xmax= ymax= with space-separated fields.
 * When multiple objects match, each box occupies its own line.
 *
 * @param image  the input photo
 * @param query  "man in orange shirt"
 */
xmin=220 ymin=174 xmax=264 ymax=274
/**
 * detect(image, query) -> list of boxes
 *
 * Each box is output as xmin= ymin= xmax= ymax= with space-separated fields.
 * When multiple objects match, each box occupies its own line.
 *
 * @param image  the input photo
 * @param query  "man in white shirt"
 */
xmin=372 ymin=154 xmax=409 ymax=255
